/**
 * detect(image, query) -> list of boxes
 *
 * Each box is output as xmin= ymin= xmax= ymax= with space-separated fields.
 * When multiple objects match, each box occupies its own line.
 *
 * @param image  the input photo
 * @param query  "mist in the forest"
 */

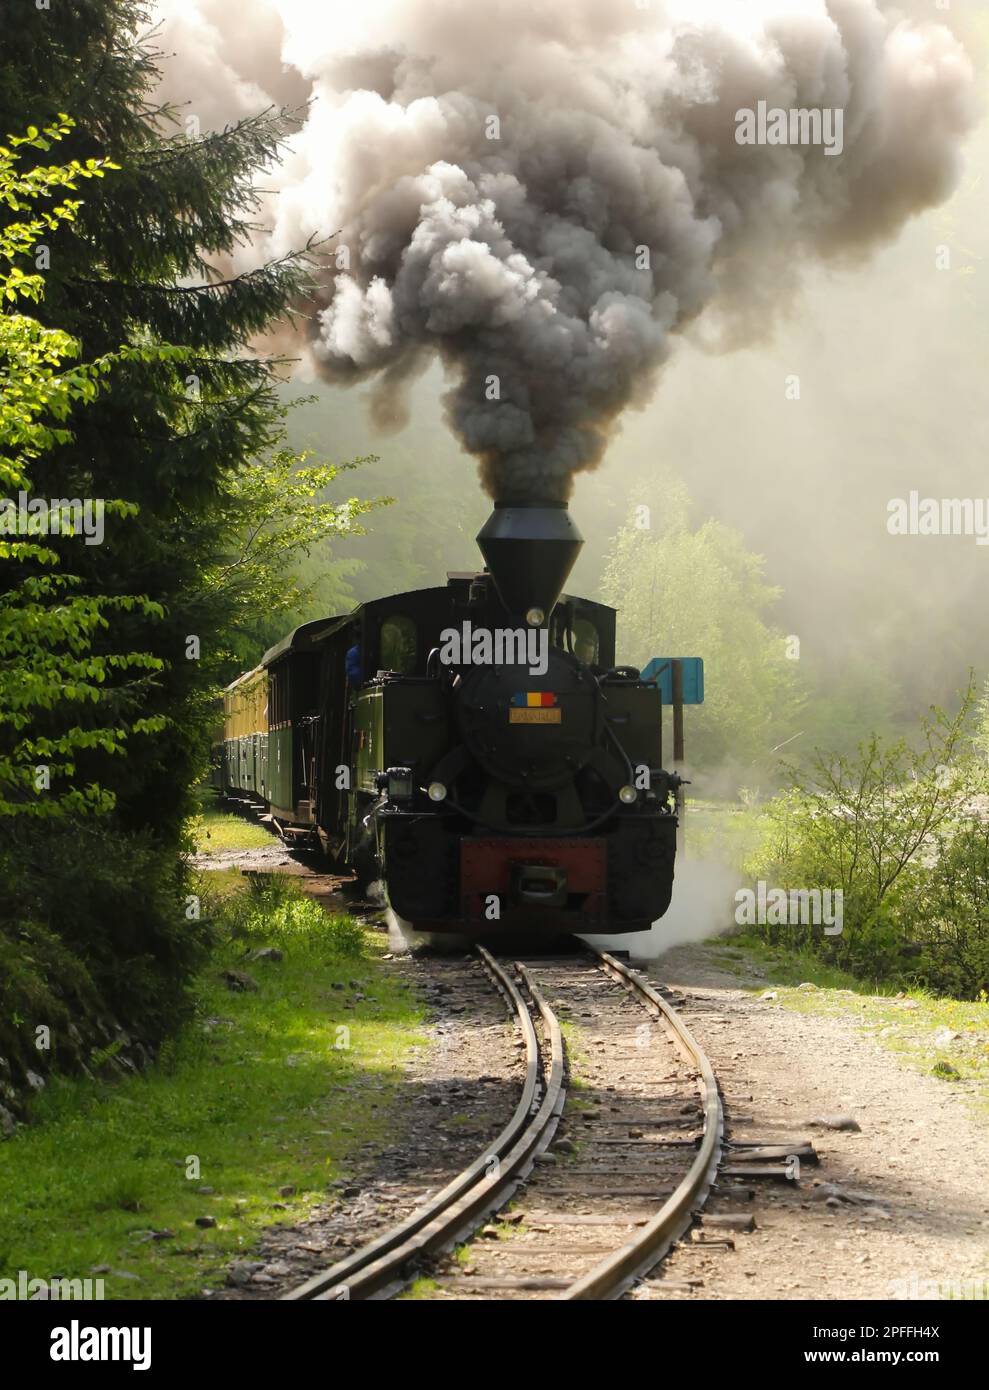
xmin=152 ymin=0 xmax=989 ymax=720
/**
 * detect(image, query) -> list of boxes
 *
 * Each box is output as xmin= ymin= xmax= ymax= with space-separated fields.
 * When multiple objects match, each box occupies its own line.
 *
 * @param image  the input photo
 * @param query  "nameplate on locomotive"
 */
xmin=509 ymin=707 xmax=561 ymax=724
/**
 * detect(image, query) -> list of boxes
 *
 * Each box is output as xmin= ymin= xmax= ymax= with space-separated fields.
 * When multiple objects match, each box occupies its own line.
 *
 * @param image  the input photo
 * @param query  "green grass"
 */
xmin=193 ymin=866 xmax=247 ymax=901
xmin=0 ymin=883 xmax=427 ymax=1299
xmin=484 ymin=1219 xmax=521 ymax=1240
xmin=398 ymin=1251 xmax=466 ymax=1299
xmin=399 ymin=1276 xmax=439 ymax=1300
xmin=559 ymin=1018 xmax=589 ymax=1089
xmin=188 ymin=790 xmax=273 ymax=853
xmin=565 ymin=1094 xmax=597 ymax=1110
xmin=711 ymin=935 xmax=870 ymax=993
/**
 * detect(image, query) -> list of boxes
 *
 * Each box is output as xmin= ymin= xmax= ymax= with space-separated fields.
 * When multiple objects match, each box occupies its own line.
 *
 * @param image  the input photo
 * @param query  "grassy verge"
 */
xmin=189 ymin=788 xmax=274 ymax=853
xmin=705 ymin=934 xmax=989 ymax=1107
xmin=0 ymin=875 xmax=427 ymax=1299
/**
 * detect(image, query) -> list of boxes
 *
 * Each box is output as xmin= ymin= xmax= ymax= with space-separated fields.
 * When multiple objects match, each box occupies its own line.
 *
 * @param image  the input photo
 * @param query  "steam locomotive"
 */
xmin=215 ymin=503 xmax=683 ymax=937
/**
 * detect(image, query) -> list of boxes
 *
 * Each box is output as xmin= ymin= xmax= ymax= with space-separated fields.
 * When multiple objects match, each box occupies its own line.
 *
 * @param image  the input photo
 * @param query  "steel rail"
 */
xmin=282 ymin=946 xmax=565 ymax=1301
xmin=560 ymin=947 xmax=723 ymax=1300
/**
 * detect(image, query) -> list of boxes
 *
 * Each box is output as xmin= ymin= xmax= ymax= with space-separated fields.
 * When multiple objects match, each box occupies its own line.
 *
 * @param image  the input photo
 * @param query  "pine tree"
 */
xmin=2 ymin=1 xmax=317 ymax=834
xmin=0 ymin=2 xmax=361 ymax=1060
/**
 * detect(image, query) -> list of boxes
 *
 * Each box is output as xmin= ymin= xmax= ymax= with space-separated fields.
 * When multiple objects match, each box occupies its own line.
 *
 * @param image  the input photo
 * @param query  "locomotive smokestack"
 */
xmin=476 ymin=502 xmax=583 ymax=622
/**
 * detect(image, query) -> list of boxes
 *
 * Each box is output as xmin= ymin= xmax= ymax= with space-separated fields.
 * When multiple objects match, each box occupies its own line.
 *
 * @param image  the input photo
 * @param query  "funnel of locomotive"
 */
xmin=476 ymin=501 xmax=583 ymax=621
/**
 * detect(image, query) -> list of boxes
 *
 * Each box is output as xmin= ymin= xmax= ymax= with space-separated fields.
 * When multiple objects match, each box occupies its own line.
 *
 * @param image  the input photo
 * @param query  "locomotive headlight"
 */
xmin=619 ymin=784 xmax=638 ymax=805
xmin=427 ymin=781 xmax=448 ymax=802
xmin=525 ymin=606 xmax=545 ymax=627
xmin=386 ymin=767 xmax=413 ymax=801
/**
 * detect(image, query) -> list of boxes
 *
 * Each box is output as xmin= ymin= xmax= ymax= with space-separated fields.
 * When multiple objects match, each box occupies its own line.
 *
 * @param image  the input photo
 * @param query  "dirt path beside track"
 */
xmin=635 ymin=942 xmax=989 ymax=1301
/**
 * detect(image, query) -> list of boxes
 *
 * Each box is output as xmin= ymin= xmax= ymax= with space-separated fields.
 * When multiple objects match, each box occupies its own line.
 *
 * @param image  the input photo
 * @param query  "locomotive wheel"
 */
xmin=608 ymin=820 xmax=676 ymax=921
xmin=351 ymin=842 xmax=379 ymax=894
xmin=381 ymin=818 xmax=456 ymax=919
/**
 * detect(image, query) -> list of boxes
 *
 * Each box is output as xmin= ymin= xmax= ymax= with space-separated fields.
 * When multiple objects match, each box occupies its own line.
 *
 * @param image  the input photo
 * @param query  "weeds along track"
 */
xmin=283 ymin=944 xmax=723 ymax=1302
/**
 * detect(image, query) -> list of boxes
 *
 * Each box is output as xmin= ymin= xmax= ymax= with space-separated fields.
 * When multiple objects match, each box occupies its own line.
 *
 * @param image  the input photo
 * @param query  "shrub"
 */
xmin=0 ymin=820 xmax=211 ymax=1102
xmin=909 ymin=817 xmax=989 ymax=998
xmin=744 ymin=684 xmax=989 ymax=997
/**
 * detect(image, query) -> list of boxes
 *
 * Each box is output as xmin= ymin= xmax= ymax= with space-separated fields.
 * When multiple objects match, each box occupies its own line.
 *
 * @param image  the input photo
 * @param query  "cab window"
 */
xmin=379 ymin=614 xmax=417 ymax=673
xmin=573 ymin=617 xmax=599 ymax=665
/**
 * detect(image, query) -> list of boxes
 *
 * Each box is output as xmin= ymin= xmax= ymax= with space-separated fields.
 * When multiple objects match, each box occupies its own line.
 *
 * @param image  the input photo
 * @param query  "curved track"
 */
xmin=282 ymin=947 xmax=565 ymax=1301
xmin=563 ymin=949 xmax=723 ymax=1300
xmin=283 ymin=943 xmax=723 ymax=1302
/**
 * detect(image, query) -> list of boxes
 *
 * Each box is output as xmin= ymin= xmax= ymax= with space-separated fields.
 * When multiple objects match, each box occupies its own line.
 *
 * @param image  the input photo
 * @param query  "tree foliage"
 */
xmin=0 ymin=4 xmax=380 ymax=1095
xmin=200 ymin=436 xmax=386 ymax=668
xmin=0 ymin=5 xmax=324 ymax=842
xmin=601 ymin=476 xmax=804 ymax=770
xmin=0 ymin=120 xmax=177 ymax=818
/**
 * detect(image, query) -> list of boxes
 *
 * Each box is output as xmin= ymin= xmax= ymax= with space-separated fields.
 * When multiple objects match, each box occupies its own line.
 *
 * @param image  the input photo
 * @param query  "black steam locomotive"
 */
xmin=216 ymin=504 xmax=682 ymax=936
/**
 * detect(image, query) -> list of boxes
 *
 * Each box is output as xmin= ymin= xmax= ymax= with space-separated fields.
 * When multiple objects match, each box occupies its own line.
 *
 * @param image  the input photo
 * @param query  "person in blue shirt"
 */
xmin=345 ymin=627 xmax=362 ymax=686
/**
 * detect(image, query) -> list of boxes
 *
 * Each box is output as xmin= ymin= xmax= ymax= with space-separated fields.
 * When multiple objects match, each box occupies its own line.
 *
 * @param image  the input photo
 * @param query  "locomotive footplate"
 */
xmin=460 ymin=836 xmax=606 ymax=927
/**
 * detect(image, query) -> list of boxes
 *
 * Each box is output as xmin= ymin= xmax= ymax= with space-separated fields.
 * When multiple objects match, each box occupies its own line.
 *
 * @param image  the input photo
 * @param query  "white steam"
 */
xmin=582 ymin=853 xmax=739 ymax=961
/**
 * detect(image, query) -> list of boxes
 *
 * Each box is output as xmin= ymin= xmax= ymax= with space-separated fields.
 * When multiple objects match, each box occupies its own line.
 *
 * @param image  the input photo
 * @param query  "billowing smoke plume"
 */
xmin=154 ymin=0 xmax=976 ymax=502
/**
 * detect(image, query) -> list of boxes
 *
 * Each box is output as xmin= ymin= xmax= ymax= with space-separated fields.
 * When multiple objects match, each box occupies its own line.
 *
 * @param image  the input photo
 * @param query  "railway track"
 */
xmin=283 ymin=942 xmax=723 ymax=1302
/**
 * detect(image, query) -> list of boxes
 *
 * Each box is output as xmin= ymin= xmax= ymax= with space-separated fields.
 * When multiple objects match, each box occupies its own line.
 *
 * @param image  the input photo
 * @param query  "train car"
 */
xmin=220 ymin=664 xmax=268 ymax=800
xmin=216 ymin=502 xmax=685 ymax=938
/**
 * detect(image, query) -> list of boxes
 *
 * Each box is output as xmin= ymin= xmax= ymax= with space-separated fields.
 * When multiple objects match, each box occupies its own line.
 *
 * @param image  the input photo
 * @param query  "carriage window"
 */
xmin=573 ymin=618 xmax=599 ymax=665
xmin=269 ymin=667 xmax=289 ymax=728
xmin=379 ymin=615 xmax=417 ymax=673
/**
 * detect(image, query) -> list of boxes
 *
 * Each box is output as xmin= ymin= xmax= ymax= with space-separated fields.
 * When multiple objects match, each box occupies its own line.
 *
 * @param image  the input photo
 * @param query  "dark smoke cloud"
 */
xmin=154 ymin=1 xmax=976 ymax=502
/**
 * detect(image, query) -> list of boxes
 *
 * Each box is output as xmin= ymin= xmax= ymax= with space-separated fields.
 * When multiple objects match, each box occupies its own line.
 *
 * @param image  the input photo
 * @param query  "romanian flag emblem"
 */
xmin=511 ymin=691 xmax=557 ymax=707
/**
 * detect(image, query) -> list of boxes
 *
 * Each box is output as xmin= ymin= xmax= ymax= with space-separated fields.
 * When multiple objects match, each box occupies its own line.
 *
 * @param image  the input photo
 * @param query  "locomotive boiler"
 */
xmin=217 ymin=502 xmax=683 ymax=937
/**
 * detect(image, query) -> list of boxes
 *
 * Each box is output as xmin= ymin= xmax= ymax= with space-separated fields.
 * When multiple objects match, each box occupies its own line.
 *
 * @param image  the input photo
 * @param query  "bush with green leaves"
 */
xmin=744 ymin=682 xmax=989 ymax=997
xmin=908 ymin=808 xmax=989 ymax=1000
xmin=0 ymin=124 xmax=213 ymax=1098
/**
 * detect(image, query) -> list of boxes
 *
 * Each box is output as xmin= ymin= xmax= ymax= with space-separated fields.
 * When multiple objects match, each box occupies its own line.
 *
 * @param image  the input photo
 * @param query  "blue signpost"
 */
xmin=640 ymin=657 xmax=704 ymax=857
xmin=639 ymin=656 xmax=705 ymax=705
